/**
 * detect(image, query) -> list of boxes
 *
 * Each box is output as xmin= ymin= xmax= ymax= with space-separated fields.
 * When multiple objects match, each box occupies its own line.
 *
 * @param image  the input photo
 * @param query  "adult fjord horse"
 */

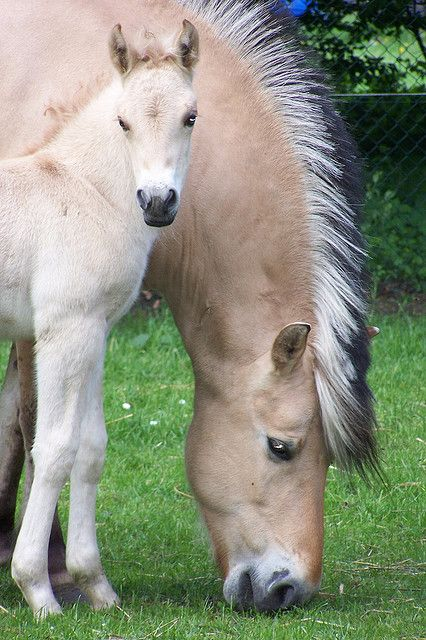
xmin=0 ymin=0 xmax=377 ymax=613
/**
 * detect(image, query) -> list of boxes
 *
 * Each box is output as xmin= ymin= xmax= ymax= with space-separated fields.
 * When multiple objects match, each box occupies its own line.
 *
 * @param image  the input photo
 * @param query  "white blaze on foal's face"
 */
xmin=109 ymin=22 xmax=199 ymax=227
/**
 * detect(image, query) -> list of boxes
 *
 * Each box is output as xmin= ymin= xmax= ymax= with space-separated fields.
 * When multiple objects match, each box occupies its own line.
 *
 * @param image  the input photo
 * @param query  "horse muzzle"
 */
xmin=223 ymin=554 xmax=318 ymax=612
xmin=136 ymin=188 xmax=178 ymax=227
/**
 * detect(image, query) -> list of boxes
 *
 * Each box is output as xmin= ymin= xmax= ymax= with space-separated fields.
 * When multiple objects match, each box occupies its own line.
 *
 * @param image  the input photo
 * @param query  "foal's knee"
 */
xmin=73 ymin=426 xmax=108 ymax=483
xmin=32 ymin=432 xmax=80 ymax=485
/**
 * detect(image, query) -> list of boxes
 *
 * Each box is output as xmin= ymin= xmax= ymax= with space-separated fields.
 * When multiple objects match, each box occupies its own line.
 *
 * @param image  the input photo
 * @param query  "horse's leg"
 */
xmin=0 ymin=345 xmax=24 ymax=566
xmin=11 ymin=318 xmax=106 ymax=617
xmin=16 ymin=341 xmax=86 ymax=605
xmin=66 ymin=357 xmax=119 ymax=609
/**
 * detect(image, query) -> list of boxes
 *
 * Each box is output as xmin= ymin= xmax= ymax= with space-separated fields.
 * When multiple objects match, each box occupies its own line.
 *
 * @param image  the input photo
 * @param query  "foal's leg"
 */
xmin=16 ymin=341 xmax=85 ymax=604
xmin=66 ymin=358 xmax=119 ymax=609
xmin=0 ymin=345 xmax=23 ymax=565
xmin=11 ymin=318 xmax=106 ymax=617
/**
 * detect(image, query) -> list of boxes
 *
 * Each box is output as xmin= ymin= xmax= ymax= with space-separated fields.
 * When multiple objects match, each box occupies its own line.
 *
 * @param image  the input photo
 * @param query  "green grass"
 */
xmin=0 ymin=309 xmax=424 ymax=639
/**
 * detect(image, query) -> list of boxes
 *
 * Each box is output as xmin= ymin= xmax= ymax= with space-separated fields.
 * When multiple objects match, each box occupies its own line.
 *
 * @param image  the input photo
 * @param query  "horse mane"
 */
xmin=178 ymin=0 xmax=379 ymax=476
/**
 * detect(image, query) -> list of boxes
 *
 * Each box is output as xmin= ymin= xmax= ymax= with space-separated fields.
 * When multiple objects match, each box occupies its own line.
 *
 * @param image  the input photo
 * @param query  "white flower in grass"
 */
xmin=179 ymin=399 xmax=186 ymax=405
xmin=122 ymin=402 xmax=131 ymax=410
xmin=150 ymin=420 xmax=159 ymax=426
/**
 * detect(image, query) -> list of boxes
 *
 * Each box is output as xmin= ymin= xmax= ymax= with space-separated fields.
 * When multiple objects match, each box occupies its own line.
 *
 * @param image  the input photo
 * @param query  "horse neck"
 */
xmin=43 ymin=80 xmax=134 ymax=211
xmin=148 ymin=168 xmax=315 ymax=389
xmin=146 ymin=27 xmax=315 ymax=389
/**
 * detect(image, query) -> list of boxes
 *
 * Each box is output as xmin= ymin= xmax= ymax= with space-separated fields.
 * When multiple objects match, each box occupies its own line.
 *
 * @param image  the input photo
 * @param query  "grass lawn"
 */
xmin=0 ymin=308 xmax=424 ymax=639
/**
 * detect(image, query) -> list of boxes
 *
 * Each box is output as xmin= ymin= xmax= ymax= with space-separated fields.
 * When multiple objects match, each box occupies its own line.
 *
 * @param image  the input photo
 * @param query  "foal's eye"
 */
xmin=118 ymin=117 xmax=130 ymax=132
xmin=267 ymin=437 xmax=293 ymax=462
xmin=184 ymin=112 xmax=197 ymax=128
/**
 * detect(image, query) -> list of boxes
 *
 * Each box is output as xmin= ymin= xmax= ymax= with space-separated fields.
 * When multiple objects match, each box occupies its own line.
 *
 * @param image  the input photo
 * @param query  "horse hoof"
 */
xmin=53 ymin=582 xmax=89 ymax=605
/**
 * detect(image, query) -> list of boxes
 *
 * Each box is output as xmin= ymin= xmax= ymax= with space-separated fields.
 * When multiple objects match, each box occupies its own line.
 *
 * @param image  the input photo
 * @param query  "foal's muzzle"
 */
xmin=136 ymin=188 xmax=178 ymax=227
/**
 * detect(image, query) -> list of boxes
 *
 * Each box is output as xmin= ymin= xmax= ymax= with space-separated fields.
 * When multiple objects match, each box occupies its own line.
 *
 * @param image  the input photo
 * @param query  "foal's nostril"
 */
xmin=164 ymin=188 xmax=177 ymax=208
xmin=136 ymin=189 xmax=150 ymax=211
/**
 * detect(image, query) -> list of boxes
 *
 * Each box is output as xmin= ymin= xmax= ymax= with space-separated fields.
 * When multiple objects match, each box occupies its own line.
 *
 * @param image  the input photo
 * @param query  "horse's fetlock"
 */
xmin=12 ymin=555 xmax=43 ymax=588
xmin=66 ymin=550 xmax=102 ymax=584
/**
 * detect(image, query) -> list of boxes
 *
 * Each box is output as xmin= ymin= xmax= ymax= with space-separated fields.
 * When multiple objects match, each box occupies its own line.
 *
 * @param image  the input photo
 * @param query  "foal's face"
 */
xmin=116 ymin=64 xmax=197 ymax=227
xmin=109 ymin=22 xmax=198 ymax=227
xmin=186 ymin=324 xmax=329 ymax=611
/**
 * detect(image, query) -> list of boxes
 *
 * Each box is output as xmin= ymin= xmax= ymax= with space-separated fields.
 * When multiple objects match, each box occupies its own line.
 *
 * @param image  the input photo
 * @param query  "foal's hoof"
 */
xmin=0 ymin=531 xmax=13 ymax=566
xmin=34 ymin=600 xmax=62 ymax=619
xmin=86 ymin=580 xmax=120 ymax=610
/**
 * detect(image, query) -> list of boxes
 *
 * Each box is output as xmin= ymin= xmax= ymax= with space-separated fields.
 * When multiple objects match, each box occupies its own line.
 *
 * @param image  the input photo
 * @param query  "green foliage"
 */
xmin=363 ymin=171 xmax=426 ymax=292
xmin=295 ymin=2 xmax=426 ymax=291
xmin=300 ymin=0 xmax=426 ymax=92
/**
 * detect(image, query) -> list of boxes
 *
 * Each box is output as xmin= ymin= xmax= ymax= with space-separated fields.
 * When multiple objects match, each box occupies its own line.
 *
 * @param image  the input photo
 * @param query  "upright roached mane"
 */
xmin=178 ymin=0 xmax=377 ymax=473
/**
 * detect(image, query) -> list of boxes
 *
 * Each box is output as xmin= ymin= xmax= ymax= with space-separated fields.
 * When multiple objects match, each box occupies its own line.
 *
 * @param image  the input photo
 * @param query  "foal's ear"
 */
xmin=175 ymin=20 xmax=199 ymax=71
xmin=271 ymin=323 xmax=311 ymax=373
xmin=109 ymin=24 xmax=134 ymax=75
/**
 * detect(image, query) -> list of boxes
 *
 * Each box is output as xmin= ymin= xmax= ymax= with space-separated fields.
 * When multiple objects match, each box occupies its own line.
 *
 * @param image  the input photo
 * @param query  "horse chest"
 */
xmin=31 ymin=214 xmax=155 ymax=325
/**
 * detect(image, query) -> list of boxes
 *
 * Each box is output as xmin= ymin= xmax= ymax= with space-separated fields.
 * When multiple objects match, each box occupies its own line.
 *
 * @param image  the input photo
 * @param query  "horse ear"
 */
xmin=109 ymin=24 xmax=134 ymax=75
xmin=176 ymin=20 xmax=199 ymax=71
xmin=366 ymin=325 xmax=380 ymax=339
xmin=272 ymin=323 xmax=311 ymax=373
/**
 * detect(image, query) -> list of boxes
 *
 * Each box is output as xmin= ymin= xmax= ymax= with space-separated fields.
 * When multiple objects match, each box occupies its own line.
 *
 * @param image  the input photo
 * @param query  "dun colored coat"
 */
xmin=0 ymin=0 xmax=377 ymax=615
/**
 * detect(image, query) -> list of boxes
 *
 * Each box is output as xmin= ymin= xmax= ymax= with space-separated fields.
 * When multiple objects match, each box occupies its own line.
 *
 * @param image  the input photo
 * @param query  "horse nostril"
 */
xmin=275 ymin=584 xmax=296 ymax=609
xmin=266 ymin=569 xmax=290 ymax=594
xmin=164 ymin=188 xmax=177 ymax=208
xmin=236 ymin=571 xmax=254 ymax=610
xmin=263 ymin=570 xmax=298 ymax=610
xmin=136 ymin=189 xmax=150 ymax=210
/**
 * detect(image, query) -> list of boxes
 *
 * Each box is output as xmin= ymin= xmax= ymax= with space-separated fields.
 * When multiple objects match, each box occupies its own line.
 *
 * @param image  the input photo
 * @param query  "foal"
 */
xmin=0 ymin=21 xmax=198 ymax=616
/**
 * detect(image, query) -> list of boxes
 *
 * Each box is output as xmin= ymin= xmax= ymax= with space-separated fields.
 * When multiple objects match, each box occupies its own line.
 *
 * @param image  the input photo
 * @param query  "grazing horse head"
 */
xmin=186 ymin=323 xmax=328 ymax=610
xmin=109 ymin=21 xmax=199 ymax=227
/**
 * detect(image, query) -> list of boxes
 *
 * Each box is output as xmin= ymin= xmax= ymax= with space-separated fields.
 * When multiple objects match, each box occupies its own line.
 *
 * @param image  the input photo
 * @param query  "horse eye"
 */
xmin=267 ymin=437 xmax=293 ymax=462
xmin=184 ymin=113 xmax=197 ymax=128
xmin=118 ymin=117 xmax=129 ymax=132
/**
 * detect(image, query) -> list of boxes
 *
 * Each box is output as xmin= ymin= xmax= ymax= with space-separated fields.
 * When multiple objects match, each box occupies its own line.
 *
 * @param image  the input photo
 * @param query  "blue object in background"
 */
xmin=271 ymin=0 xmax=312 ymax=18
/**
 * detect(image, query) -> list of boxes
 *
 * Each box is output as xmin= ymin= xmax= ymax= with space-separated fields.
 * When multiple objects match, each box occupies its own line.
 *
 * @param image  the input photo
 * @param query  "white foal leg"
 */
xmin=66 ymin=356 xmax=119 ymax=610
xmin=15 ymin=342 xmax=83 ymax=603
xmin=11 ymin=318 xmax=106 ymax=617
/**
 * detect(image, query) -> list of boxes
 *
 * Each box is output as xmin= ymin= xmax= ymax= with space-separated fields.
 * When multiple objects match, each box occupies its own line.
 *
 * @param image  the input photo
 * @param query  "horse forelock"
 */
xmin=132 ymin=31 xmax=177 ymax=68
xmin=176 ymin=0 xmax=379 ymax=476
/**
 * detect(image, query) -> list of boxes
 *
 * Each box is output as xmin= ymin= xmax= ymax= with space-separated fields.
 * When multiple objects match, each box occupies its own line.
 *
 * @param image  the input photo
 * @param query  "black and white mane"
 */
xmin=178 ymin=0 xmax=378 ymax=475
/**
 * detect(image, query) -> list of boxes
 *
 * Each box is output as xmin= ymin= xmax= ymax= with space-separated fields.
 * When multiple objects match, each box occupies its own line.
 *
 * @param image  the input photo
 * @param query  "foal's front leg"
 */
xmin=11 ymin=318 xmax=106 ymax=617
xmin=16 ymin=341 xmax=86 ymax=604
xmin=66 ymin=358 xmax=119 ymax=609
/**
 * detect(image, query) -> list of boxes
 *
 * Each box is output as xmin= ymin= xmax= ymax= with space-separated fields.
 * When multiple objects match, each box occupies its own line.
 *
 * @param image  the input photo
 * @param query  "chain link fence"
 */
xmin=273 ymin=0 xmax=425 ymax=293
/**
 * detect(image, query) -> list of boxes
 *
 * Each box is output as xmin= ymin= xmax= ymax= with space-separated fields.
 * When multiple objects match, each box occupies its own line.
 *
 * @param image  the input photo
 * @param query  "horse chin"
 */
xmin=143 ymin=212 xmax=177 ymax=227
